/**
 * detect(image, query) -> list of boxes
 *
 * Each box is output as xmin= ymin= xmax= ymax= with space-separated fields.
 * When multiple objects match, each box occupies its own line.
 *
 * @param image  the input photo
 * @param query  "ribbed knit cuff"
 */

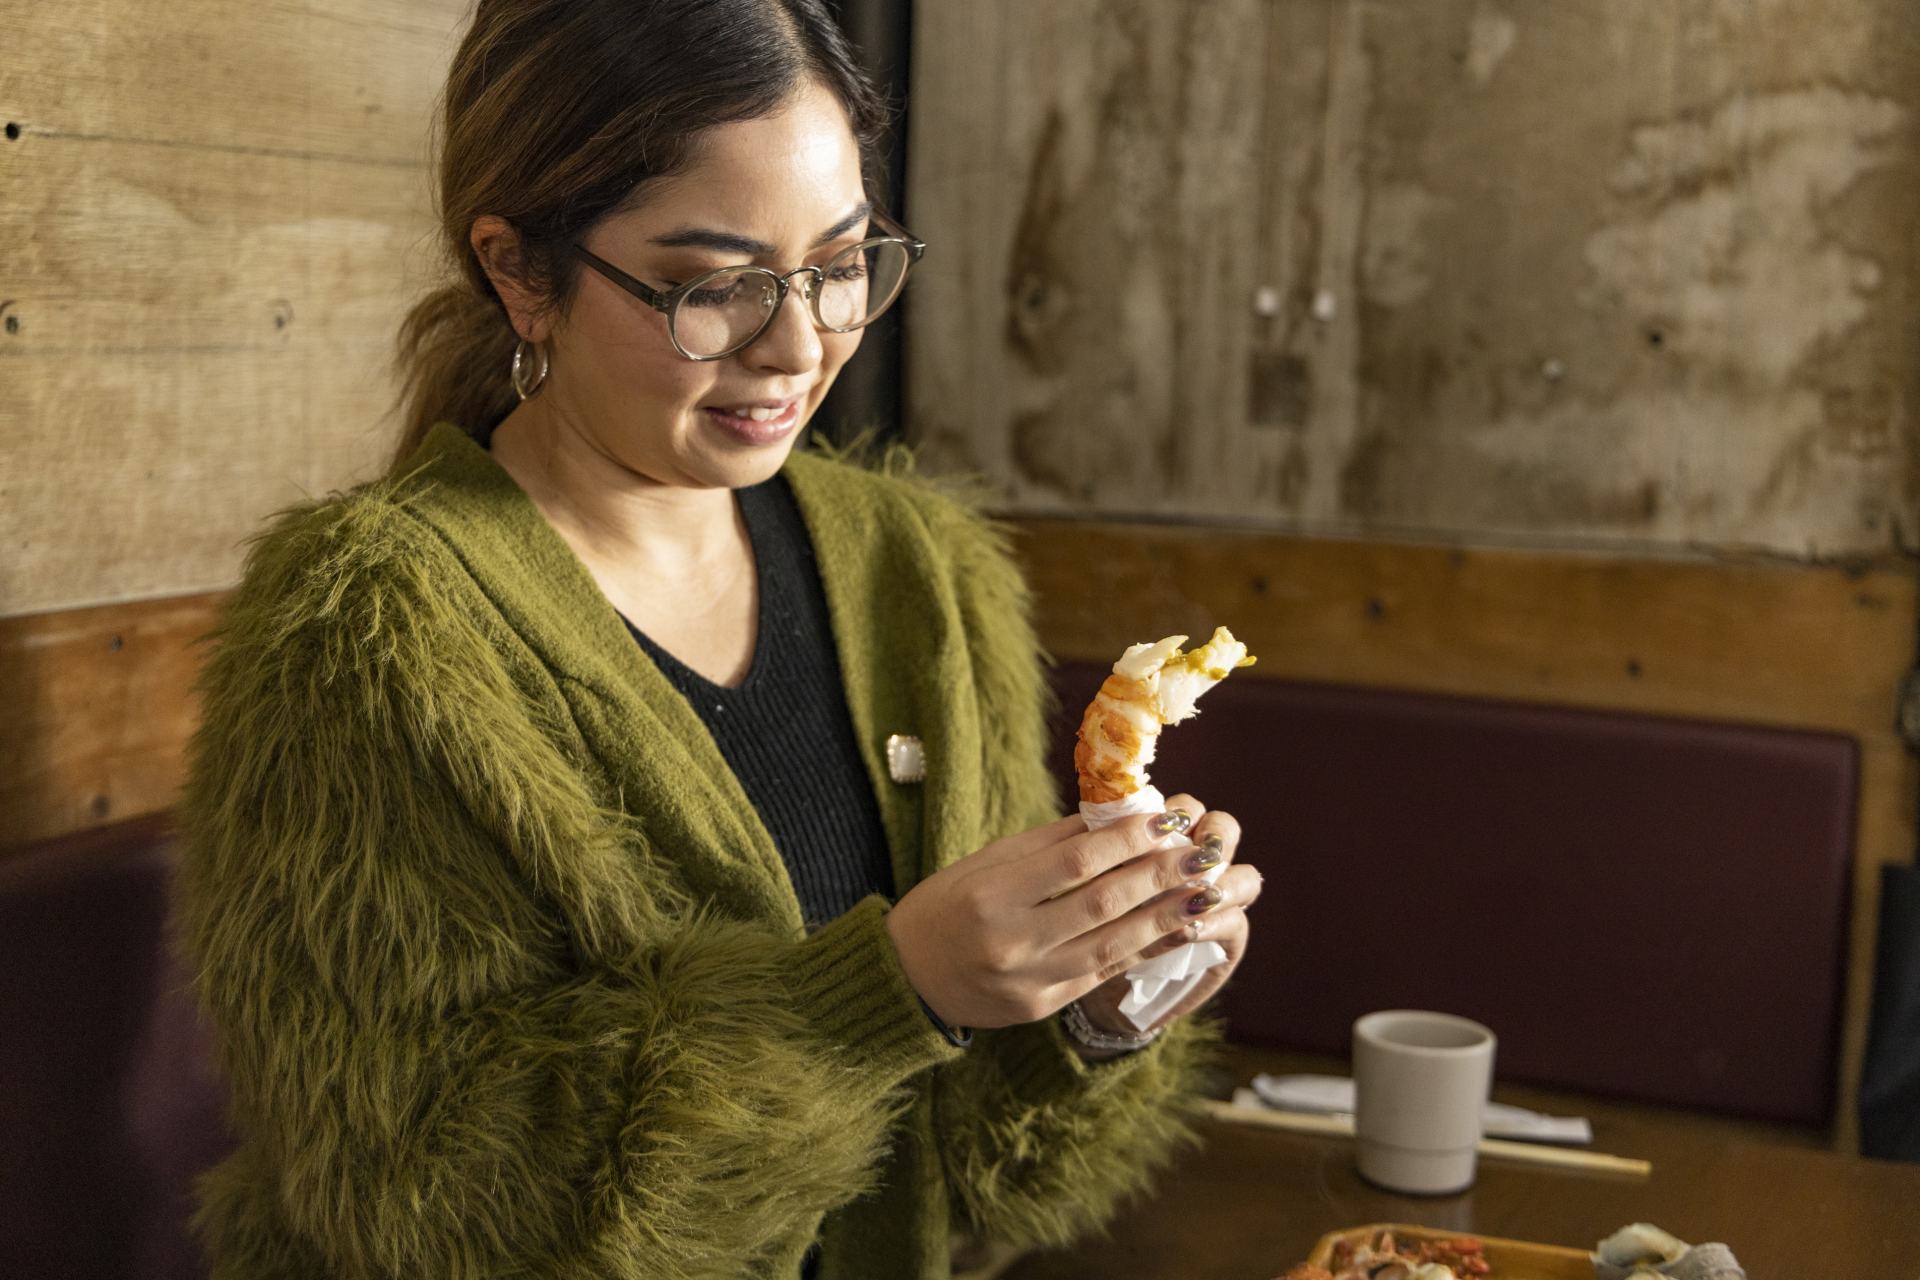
xmin=788 ymin=894 xmax=963 ymax=1087
xmin=993 ymin=1014 xmax=1163 ymax=1105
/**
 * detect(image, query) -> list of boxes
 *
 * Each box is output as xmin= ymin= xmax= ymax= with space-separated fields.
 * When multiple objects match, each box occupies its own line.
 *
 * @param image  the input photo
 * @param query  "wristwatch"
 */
xmin=1059 ymin=999 xmax=1161 ymax=1053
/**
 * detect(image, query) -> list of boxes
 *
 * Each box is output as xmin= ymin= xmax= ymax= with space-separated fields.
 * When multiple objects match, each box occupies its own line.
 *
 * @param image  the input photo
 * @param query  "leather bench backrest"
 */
xmin=0 ymin=817 xmax=232 ymax=1279
xmin=1048 ymin=665 xmax=1857 ymax=1125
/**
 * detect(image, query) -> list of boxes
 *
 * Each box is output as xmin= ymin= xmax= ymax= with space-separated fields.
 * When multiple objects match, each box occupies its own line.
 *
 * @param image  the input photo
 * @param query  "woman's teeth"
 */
xmin=719 ymin=405 xmax=785 ymax=421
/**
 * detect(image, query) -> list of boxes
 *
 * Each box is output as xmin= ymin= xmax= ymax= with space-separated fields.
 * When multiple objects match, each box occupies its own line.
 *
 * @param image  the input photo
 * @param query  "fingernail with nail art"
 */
xmin=1185 ymin=884 xmax=1223 ymax=914
xmin=1151 ymin=808 xmax=1193 ymax=835
xmin=1181 ymin=846 xmax=1222 ymax=876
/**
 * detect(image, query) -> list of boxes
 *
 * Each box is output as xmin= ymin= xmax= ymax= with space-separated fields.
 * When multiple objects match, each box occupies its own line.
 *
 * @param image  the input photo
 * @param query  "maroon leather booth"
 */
xmin=1047 ymin=665 xmax=1857 ymax=1126
xmin=0 ymin=817 xmax=232 ymax=1280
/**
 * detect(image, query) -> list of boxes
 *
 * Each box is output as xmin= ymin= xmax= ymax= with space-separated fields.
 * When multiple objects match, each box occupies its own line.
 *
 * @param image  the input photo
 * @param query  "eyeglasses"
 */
xmin=570 ymin=210 xmax=927 ymax=361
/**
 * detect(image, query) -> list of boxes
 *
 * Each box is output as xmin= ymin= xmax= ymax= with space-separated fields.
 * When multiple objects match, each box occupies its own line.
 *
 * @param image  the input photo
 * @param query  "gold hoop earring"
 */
xmin=511 ymin=339 xmax=549 ymax=401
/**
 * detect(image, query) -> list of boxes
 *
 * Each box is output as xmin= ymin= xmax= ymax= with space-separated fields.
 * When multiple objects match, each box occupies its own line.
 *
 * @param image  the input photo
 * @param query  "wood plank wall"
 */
xmin=0 ymin=0 xmax=462 ymax=838
xmin=0 ymin=594 xmax=223 ymax=844
xmin=908 ymin=0 xmax=1920 ymax=1150
xmin=0 ymin=0 xmax=464 ymax=616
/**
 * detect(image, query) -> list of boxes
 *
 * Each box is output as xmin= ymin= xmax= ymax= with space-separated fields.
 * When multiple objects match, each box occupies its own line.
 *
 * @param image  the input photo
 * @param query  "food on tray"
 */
xmin=1073 ymin=627 xmax=1254 ymax=804
xmin=1592 ymin=1223 xmax=1745 ymax=1280
xmin=1593 ymin=1224 xmax=1688 ymax=1277
xmin=1281 ymin=1228 xmax=1494 ymax=1279
xmin=1285 ymin=1223 xmax=1744 ymax=1280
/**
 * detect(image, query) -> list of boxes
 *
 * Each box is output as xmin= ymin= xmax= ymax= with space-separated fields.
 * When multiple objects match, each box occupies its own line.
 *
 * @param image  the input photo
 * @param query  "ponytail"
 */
xmin=391 ymin=283 xmax=519 ymax=467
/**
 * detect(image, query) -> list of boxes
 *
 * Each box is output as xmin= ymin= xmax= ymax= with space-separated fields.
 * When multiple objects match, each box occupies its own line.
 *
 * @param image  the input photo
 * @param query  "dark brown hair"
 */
xmin=392 ymin=0 xmax=888 ymax=461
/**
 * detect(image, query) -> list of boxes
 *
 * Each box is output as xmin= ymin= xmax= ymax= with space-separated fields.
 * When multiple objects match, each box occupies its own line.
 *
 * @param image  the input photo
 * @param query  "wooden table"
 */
xmin=996 ymin=1050 xmax=1920 ymax=1278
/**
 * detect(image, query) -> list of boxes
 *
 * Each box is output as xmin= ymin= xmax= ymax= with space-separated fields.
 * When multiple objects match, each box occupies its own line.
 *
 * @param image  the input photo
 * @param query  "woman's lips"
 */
xmin=701 ymin=399 xmax=802 ymax=446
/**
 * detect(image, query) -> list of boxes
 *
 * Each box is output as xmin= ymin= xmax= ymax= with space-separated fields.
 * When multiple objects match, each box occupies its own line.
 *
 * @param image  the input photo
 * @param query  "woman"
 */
xmin=178 ymin=1 xmax=1262 ymax=1276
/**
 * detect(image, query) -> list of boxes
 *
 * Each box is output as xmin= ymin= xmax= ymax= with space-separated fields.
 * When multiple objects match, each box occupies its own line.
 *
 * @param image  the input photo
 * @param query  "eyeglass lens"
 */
xmin=672 ymin=239 xmax=914 ymax=358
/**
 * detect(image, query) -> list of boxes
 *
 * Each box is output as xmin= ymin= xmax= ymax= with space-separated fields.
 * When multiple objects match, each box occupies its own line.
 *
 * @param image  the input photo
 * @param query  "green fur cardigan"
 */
xmin=178 ymin=423 xmax=1210 ymax=1280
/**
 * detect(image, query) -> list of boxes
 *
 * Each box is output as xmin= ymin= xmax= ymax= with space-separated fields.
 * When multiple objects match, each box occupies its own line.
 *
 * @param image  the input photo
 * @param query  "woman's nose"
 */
xmin=741 ymin=276 xmax=823 ymax=375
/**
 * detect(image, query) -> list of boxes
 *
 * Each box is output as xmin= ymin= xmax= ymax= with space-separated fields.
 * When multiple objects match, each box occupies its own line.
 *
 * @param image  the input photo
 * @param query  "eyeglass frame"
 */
xmin=568 ymin=209 xmax=927 ymax=362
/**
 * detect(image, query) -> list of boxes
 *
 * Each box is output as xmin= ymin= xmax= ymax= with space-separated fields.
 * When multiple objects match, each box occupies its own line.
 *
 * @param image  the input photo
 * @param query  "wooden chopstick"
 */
xmin=1198 ymin=1099 xmax=1653 ymax=1179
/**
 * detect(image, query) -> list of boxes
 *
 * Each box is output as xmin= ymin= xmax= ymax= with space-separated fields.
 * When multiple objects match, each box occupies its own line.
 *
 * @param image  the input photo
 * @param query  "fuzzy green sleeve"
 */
xmin=178 ymin=498 xmax=959 ymax=1280
xmin=911 ymin=495 xmax=1218 ymax=1249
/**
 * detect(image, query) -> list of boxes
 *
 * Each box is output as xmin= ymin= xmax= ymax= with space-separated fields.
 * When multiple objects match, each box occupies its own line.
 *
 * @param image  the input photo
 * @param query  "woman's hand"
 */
xmin=885 ymin=795 xmax=1261 ymax=1031
xmin=1071 ymin=805 xmax=1257 ymax=1044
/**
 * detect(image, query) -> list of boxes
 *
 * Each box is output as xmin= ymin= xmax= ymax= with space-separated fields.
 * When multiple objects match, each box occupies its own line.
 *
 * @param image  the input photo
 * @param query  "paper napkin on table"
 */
xmin=1252 ymin=1072 xmax=1594 ymax=1144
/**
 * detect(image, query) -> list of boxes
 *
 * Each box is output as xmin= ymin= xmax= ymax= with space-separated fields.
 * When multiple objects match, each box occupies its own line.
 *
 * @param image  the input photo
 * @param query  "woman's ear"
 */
xmin=470 ymin=215 xmax=552 ymax=343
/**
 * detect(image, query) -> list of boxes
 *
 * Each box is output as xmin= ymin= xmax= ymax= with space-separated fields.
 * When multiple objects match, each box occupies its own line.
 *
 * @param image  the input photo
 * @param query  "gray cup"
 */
xmin=1352 ymin=1010 xmax=1497 ymax=1195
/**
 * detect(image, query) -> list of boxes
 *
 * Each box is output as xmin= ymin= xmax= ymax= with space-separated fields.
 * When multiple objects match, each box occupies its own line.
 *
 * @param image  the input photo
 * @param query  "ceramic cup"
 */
xmin=1352 ymin=1009 xmax=1497 ymax=1195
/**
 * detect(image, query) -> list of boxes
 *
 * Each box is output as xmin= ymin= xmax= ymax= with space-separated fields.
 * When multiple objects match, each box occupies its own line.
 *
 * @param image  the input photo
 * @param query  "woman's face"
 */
xmin=540 ymin=80 xmax=870 ymax=492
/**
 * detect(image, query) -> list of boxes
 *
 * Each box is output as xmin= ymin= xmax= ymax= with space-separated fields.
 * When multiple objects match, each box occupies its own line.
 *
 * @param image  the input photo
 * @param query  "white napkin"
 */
xmin=1250 ymin=1072 xmax=1595 ymax=1144
xmin=1080 ymin=784 xmax=1230 ymax=1032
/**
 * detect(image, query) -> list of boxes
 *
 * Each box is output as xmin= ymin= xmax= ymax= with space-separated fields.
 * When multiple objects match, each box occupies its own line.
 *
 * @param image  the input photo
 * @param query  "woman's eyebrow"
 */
xmin=648 ymin=202 xmax=874 ymax=256
xmin=812 ymin=202 xmax=873 ymax=246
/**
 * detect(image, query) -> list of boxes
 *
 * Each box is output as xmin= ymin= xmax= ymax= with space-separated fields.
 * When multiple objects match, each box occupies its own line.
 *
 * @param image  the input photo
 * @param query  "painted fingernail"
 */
xmin=1201 ymin=832 xmax=1225 ymax=854
xmin=1181 ymin=846 xmax=1222 ymax=876
xmin=1151 ymin=808 xmax=1193 ymax=835
xmin=1185 ymin=884 xmax=1223 ymax=914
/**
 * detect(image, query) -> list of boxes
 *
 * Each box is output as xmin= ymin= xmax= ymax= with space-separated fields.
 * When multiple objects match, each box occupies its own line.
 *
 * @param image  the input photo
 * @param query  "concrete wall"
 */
xmin=906 ymin=0 xmax=1920 ymax=560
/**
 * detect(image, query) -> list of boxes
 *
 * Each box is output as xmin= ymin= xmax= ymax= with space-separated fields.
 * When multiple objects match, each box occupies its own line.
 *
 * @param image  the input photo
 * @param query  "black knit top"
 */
xmin=474 ymin=421 xmax=896 ymax=931
xmin=620 ymin=475 xmax=897 ymax=930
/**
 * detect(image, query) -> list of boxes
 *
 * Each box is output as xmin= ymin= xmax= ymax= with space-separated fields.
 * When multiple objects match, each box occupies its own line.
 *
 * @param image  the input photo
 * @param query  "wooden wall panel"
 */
xmin=908 ymin=0 xmax=1920 ymax=559
xmin=1 ymin=135 xmax=433 ymax=611
xmin=1 ymin=0 xmax=463 ymax=164
xmin=1018 ymin=523 xmax=1914 ymax=735
xmin=0 ymin=0 xmax=461 ymax=615
xmin=0 ymin=593 xmax=224 ymax=847
xmin=1013 ymin=519 xmax=1917 ymax=1148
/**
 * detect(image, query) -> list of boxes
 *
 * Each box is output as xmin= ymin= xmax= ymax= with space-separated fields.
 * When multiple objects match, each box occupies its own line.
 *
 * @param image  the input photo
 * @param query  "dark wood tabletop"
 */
xmin=996 ymin=1049 xmax=1920 ymax=1279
